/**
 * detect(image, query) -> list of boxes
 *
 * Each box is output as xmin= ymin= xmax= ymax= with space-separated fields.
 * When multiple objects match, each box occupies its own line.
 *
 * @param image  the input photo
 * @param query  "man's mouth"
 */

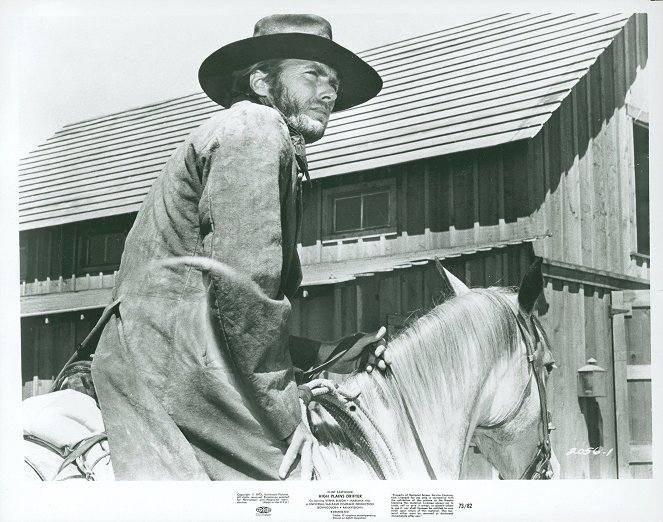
xmin=306 ymin=108 xmax=330 ymax=123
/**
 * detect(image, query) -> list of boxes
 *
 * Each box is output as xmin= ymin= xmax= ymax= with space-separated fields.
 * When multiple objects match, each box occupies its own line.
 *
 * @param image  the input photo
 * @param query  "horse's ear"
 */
xmin=518 ymin=258 xmax=544 ymax=315
xmin=435 ymin=258 xmax=470 ymax=297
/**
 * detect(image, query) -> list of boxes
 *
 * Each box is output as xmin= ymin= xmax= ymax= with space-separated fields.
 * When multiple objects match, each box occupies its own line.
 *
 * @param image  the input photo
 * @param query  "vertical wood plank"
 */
xmin=301 ymin=182 xmax=320 ymax=247
xmin=378 ymin=274 xmax=400 ymax=327
xmin=599 ymin=45 xmax=623 ymax=274
xmin=588 ymin=65 xmax=608 ymax=271
xmin=550 ymin=281 xmax=589 ymax=478
xmin=406 ymin=167 xmax=425 ymax=236
xmin=561 ymin=88 xmax=582 ymax=266
xmin=575 ymin=75 xmax=594 ymax=268
xmin=448 ymin=157 xmax=457 ymax=246
xmin=594 ymin=287 xmax=618 ymax=478
xmin=453 ymin=153 xmax=474 ymax=233
xmin=498 ymin=152 xmax=506 ymax=240
xmin=611 ymin=291 xmax=631 ymax=478
xmin=569 ymin=283 xmax=590 ymax=478
xmin=429 ymin=157 xmax=452 ymax=236
xmin=333 ymin=287 xmax=343 ymax=339
xmin=358 ymin=277 xmax=381 ymax=331
xmin=423 ymin=162 xmax=431 ymax=248
xmin=341 ymin=285 xmax=357 ymax=337
xmin=399 ymin=167 xmax=408 ymax=236
xmin=545 ymin=111 xmax=563 ymax=264
xmin=478 ymin=148 xmax=499 ymax=236
xmin=403 ymin=269 xmax=425 ymax=316
xmin=304 ymin=292 xmax=334 ymax=341
xmin=290 ymin=296 xmax=303 ymax=337
xmin=529 ymin=133 xmax=547 ymax=245
xmin=472 ymin=155 xmax=480 ymax=243
xmin=613 ymin=30 xmax=638 ymax=269
xmin=355 ymin=284 xmax=364 ymax=332
xmin=424 ymin=262 xmax=445 ymax=307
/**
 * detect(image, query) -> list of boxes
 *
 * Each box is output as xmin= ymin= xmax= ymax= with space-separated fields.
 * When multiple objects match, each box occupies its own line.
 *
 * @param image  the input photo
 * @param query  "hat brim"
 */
xmin=198 ymin=33 xmax=382 ymax=112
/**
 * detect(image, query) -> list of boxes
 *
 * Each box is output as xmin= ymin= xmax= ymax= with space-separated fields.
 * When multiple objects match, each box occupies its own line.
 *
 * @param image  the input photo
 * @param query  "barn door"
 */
xmin=611 ymin=290 xmax=651 ymax=478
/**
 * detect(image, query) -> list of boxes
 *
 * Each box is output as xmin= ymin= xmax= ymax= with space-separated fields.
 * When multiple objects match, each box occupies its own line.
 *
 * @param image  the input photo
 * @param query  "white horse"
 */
xmin=22 ymin=259 xmax=558 ymax=480
xmin=310 ymin=258 xmax=559 ymax=479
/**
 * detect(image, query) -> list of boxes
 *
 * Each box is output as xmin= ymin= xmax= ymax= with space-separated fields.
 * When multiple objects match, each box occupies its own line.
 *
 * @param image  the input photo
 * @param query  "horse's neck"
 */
xmin=314 ymin=291 xmax=522 ymax=479
xmin=343 ymin=362 xmax=486 ymax=479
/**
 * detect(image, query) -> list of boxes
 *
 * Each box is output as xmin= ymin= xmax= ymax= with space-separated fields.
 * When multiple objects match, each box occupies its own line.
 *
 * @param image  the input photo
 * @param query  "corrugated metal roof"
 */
xmin=18 ymin=13 xmax=630 ymax=230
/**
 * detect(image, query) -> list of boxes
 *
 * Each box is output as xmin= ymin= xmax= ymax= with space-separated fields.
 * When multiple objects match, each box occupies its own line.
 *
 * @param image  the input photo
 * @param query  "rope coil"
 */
xmin=299 ymin=380 xmax=399 ymax=479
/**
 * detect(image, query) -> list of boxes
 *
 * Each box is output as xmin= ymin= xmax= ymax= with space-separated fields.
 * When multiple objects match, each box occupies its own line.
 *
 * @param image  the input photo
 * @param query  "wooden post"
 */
xmin=611 ymin=291 xmax=631 ymax=478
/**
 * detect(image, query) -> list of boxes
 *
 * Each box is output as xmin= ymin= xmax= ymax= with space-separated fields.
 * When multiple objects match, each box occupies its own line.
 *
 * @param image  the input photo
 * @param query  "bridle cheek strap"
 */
xmin=493 ymin=313 xmax=554 ymax=480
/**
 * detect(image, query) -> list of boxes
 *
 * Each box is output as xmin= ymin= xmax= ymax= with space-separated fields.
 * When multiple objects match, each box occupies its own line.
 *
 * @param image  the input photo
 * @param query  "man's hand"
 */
xmin=279 ymin=399 xmax=318 ymax=480
xmin=327 ymin=326 xmax=391 ymax=374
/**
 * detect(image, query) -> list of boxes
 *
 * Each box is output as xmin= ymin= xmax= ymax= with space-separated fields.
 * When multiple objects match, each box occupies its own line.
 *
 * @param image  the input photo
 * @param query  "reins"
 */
xmin=23 ymin=432 xmax=109 ymax=481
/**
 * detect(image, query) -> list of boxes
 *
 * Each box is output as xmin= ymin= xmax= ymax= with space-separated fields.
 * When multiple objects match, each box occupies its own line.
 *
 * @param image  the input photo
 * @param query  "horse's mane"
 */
xmin=312 ymin=287 xmax=524 ymax=478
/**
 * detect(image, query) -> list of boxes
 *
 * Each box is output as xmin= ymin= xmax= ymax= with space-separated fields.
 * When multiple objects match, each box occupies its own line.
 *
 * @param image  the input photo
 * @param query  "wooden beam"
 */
xmin=21 ymin=288 xmax=112 ymax=316
xmin=542 ymin=258 xmax=650 ymax=290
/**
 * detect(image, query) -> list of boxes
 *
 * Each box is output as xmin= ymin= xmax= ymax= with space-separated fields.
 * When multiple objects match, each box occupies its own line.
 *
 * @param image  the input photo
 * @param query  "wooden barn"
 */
xmin=18 ymin=14 xmax=650 ymax=479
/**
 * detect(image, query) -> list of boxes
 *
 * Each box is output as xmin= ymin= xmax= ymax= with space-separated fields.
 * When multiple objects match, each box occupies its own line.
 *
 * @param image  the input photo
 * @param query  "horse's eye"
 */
xmin=544 ymin=362 xmax=556 ymax=374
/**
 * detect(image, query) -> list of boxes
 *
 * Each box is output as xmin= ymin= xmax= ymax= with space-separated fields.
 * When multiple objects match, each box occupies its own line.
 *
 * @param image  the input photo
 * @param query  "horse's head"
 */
xmin=438 ymin=258 xmax=559 ymax=479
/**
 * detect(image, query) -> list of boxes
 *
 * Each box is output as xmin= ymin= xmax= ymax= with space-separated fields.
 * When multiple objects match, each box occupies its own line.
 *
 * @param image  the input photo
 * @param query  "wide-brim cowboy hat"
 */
xmin=198 ymin=14 xmax=383 ymax=112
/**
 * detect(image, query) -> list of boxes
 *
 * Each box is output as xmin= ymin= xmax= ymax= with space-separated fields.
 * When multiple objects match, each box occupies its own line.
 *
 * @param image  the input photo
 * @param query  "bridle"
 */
xmin=477 ymin=311 xmax=555 ymax=480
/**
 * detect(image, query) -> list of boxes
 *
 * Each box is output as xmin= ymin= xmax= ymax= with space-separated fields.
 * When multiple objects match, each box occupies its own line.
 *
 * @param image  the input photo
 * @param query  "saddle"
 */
xmin=23 ymin=389 xmax=113 ymax=480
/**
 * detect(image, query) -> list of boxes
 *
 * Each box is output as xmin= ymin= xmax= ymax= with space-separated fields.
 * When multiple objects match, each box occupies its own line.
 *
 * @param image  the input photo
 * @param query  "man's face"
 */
xmin=267 ymin=59 xmax=339 ymax=144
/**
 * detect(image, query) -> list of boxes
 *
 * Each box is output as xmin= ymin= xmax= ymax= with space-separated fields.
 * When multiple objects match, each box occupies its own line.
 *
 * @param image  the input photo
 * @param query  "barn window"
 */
xmin=77 ymin=216 xmax=129 ymax=274
xmin=633 ymin=121 xmax=649 ymax=256
xmin=323 ymin=180 xmax=396 ymax=239
xmin=84 ymin=232 xmax=125 ymax=268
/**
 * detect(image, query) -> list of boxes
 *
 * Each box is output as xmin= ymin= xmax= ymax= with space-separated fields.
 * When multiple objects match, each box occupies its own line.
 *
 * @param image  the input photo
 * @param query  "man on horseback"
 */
xmin=89 ymin=14 xmax=388 ymax=480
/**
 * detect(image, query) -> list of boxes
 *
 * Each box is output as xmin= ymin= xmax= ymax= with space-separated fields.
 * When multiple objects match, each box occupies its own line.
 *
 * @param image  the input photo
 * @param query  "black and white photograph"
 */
xmin=1 ymin=0 xmax=661 ymax=520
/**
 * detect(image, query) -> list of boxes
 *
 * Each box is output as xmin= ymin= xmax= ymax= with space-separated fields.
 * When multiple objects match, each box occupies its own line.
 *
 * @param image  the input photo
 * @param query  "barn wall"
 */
xmin=299 ymin=143 xmax=542 ymax=267
xmin=533 ymin=15 xmax=648 ymax=280
xmin=298 ymin=17 xmax=648 ymax=285
xmin=20 ymin=309 xmax=103 ymax=398
xmin=537 ymin=279 xmax=619 ymax=479
xmin=19 ymin=214 xmax=136 ymax=283
xmin=290 ymin=245 xmax=534 ymax=339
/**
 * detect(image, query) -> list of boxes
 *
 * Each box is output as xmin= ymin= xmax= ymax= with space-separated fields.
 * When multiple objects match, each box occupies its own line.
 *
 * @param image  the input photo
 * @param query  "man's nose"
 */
xmin=319 ymin=81 xmax=338 ymax=105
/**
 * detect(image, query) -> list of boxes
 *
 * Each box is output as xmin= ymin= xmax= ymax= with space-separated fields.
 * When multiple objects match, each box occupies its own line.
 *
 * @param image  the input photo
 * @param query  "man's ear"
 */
xmin=249 ymin=70 xmax=270 ymax=98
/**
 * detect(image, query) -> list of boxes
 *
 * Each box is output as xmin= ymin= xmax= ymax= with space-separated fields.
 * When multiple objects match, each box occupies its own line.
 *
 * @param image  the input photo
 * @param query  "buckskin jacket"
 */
xmin=91 ymin=100 xmax=307 ymax=480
